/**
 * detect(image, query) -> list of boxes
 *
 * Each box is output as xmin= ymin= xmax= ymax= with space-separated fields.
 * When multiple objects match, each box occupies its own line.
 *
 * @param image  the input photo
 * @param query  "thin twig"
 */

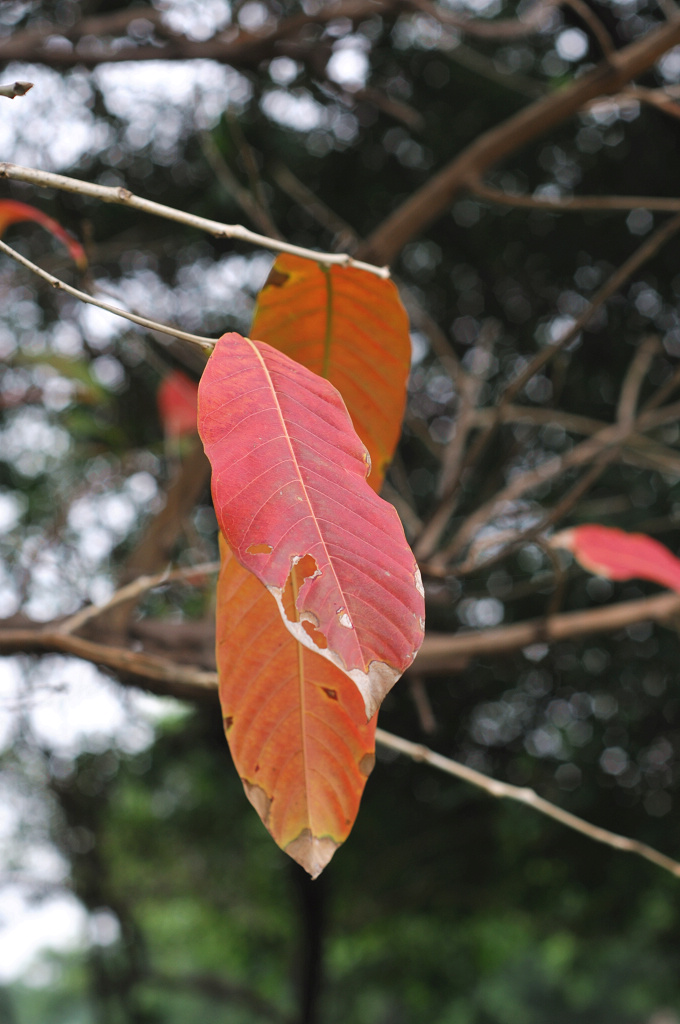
xmin=619 ymin=85 xmax=680 ymax=121
xmin=58 ymin=562 xmax=220 ymax=636
xmin=643 ymin=365 xmax=680 ymax=413
xmin=199 ymin=131 xmax=282 ymax=240
xmin=359 ymin=18 xmax=680 ymax=264
xmin=437 ymin=321 xmax=499 ymax=499
xmin=0 ymin=163 xmax=389 ymax=278
xmin=471 ymin=179 xmax=680 ymax=214
xmin=562 ymin=0 xmax=614 ymax=56
xmin=408 ymin=0 xmax=561 ymax=38
xmin=408 ymin=676 xmax=437 ymax=734
xmin=440 ymin=400 xmax=680 ymax=572
xmin=617 ymin=336 xmax=659 ymax=426
xmin=375 ymin=728 xmax=680 ymax=879
xmin=0 ymin=239 xmax=216 ymax=350
xmin=225 ymin=114 xmax=281 ymax=239
xmin=272 ymin=162 xmax=360 ymax=250
xmin=415 ymin=216 xmax=680 ymax=564
xmin=458 ymin=337 xmax=660 ymax=570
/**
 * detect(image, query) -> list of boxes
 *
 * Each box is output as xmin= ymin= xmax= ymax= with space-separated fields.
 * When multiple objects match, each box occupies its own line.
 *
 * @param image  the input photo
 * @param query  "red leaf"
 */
xmin=251 ymin=254 xmax=411 ymax=490
xmin=552 ymin=524 xmax=680 ymax=592
xmin=217 ymin=537 xmax=376 ymax=878
xmin=0 ymin=200 xmax=87 ymax=269
xmin=199 ymin=332 xmax=424 ymax=719
xmin=157 ymin=370 xmax=199 ymax=439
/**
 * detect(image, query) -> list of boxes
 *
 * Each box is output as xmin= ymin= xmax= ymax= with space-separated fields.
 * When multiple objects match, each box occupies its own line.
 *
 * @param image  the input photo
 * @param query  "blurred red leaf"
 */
xmin=199 ymin=332 xmax=424 ymax=721
xmin=552 ymin=524 xmax=680 ymax=592
xmin=0 ymin=199 xmax=87 ymax=269
xmin=217 ymin=536 xmax=376 ymax=878
xmin=157 ymin=369 xmax=199 ymax=439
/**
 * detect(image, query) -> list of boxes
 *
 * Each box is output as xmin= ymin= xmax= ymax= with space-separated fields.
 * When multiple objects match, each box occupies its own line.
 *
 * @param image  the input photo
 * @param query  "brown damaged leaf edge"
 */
xmin=242 ymin=773 xmax=344 ymax=879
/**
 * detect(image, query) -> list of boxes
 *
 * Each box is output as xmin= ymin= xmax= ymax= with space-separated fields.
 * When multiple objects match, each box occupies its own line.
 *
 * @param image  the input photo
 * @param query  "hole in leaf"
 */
xmin=295 ymin=553 xmax=320 ymax=581
xmin=322 ymin=687 xmax=338 ymax=701
xmin=224 ymin=715 xmax=234 ymax=732
xmin=337 ymin=608 xmax=353 ymax=628
xmin=247 ymin=542 xmax=272 ymax=555
xmin=302 ymin=619 xmax=328 ymax=649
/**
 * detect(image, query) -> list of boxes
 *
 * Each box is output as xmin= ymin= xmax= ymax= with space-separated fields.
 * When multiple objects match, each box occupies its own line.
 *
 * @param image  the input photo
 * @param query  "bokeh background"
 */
xmin=2 ymin=0 xmax=680 ymax=1021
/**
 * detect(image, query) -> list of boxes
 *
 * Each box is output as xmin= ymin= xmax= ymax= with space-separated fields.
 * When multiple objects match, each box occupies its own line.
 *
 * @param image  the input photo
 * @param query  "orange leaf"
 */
xmin=552 ymin=524 xmax=680 ymax=592
xmin=250 ymin=254 xmax=411 ymax=491
xmin=0 ymin=200 xmax=87 ymax=269
xmin=157 ymin=370 xmax=198 ymax=439
xmin=214 ymin=268 xmax=411 ymax=874
xmin=199 ymin=332 xmax=424 ymax=720
xmin=217 ymin=536 xmax=376 ymax=877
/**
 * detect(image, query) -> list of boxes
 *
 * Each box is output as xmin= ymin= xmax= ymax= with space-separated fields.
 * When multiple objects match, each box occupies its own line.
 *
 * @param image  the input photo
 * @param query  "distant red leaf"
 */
xmin=0 ymin=199 xmax=87 ymax=269
xmin=552 ymin=524 xmax=680 ymax=592
xmin=217 ymin=536 xmax=376 ymax=878
xmin=199 ymin=332 xmax=424 ymax=719
xmin=157 ymin=370 xmax=198 ymax=439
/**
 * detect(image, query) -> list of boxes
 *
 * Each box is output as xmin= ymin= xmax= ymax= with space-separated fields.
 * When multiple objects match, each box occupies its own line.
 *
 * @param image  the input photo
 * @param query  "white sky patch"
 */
xmin=0 ymin=888 xmax=87 ymax=984
xmin=0 ymin=493 xmax=24 ymax=534
xmin=659 ymin=45 xmax=680 ymax=82
xmin=26 ymin=658 xmax=155 ymax=757
xmin=0 ymin=66 xmax=103 ymax=168
xmin=269 ymin=56 xmax=300 ymax=86
xmin=261 ymin=89 xmax=327 ymax=132
xmin=327 ymin=41 xmax=370 ymax=89
xmin=0 ymin=660 xmax=23 ymax=751
xmin=0 ymin=408 xmax=71 ymax=479
xmin=556 ymin=28 xmax=588 ymax=62
xmin=78 ymin=302 xmax=127 ymax=348
xmin=95 ymin=60 xmax=252 ymax=140
xmin=238 ymin=1 xmax=269 ymax=29
xmin=161 ymin=0 xmax=231 ymax=40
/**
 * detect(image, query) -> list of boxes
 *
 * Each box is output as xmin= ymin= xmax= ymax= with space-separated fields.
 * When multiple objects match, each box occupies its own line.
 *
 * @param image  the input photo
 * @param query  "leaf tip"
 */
xmin=286 ymin=830 xmax=339 ymax=878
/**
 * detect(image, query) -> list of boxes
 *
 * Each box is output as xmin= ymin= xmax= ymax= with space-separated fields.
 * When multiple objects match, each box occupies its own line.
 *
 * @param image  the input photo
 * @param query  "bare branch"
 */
xmin=618 ymin=84 xmax=680 ymax=121
xmin=617 ymin=336 xmax=660 ymax=426
xmin=0 ymin=0 xmax=398 ymax=71
xmin=360 ymin=18 xmax=680 ymax=264
xmin=415 ymin=590 xmax=680 ymax=668
xmin=471 ymin=179 xmax=680 ymax=214
xmin=375 ymin=728 xmax=680 ymax=879
xmin=408 ymin=0 xmax=561 ymax=38
xmin=58 ymin=562 xmax=220 ymax=636
xmin=200 ymin=132 xmax=282 ymax=240
xmin=439 ymin=399 xmax=680 ymax=570
xmin=0 ymin=240 xmax=217 ymax=351
xmin=562 ymin=0 xmax=614 ymax=56
xmin=0 ymin=626 xmax=218 ymax=702
xmin=0 ymin=163 xmax=389 ymax=278
xmin=105 ymin=444 xmax=213 ymax=635
xmin=414 ymin=215 xmax=680 ymax=563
